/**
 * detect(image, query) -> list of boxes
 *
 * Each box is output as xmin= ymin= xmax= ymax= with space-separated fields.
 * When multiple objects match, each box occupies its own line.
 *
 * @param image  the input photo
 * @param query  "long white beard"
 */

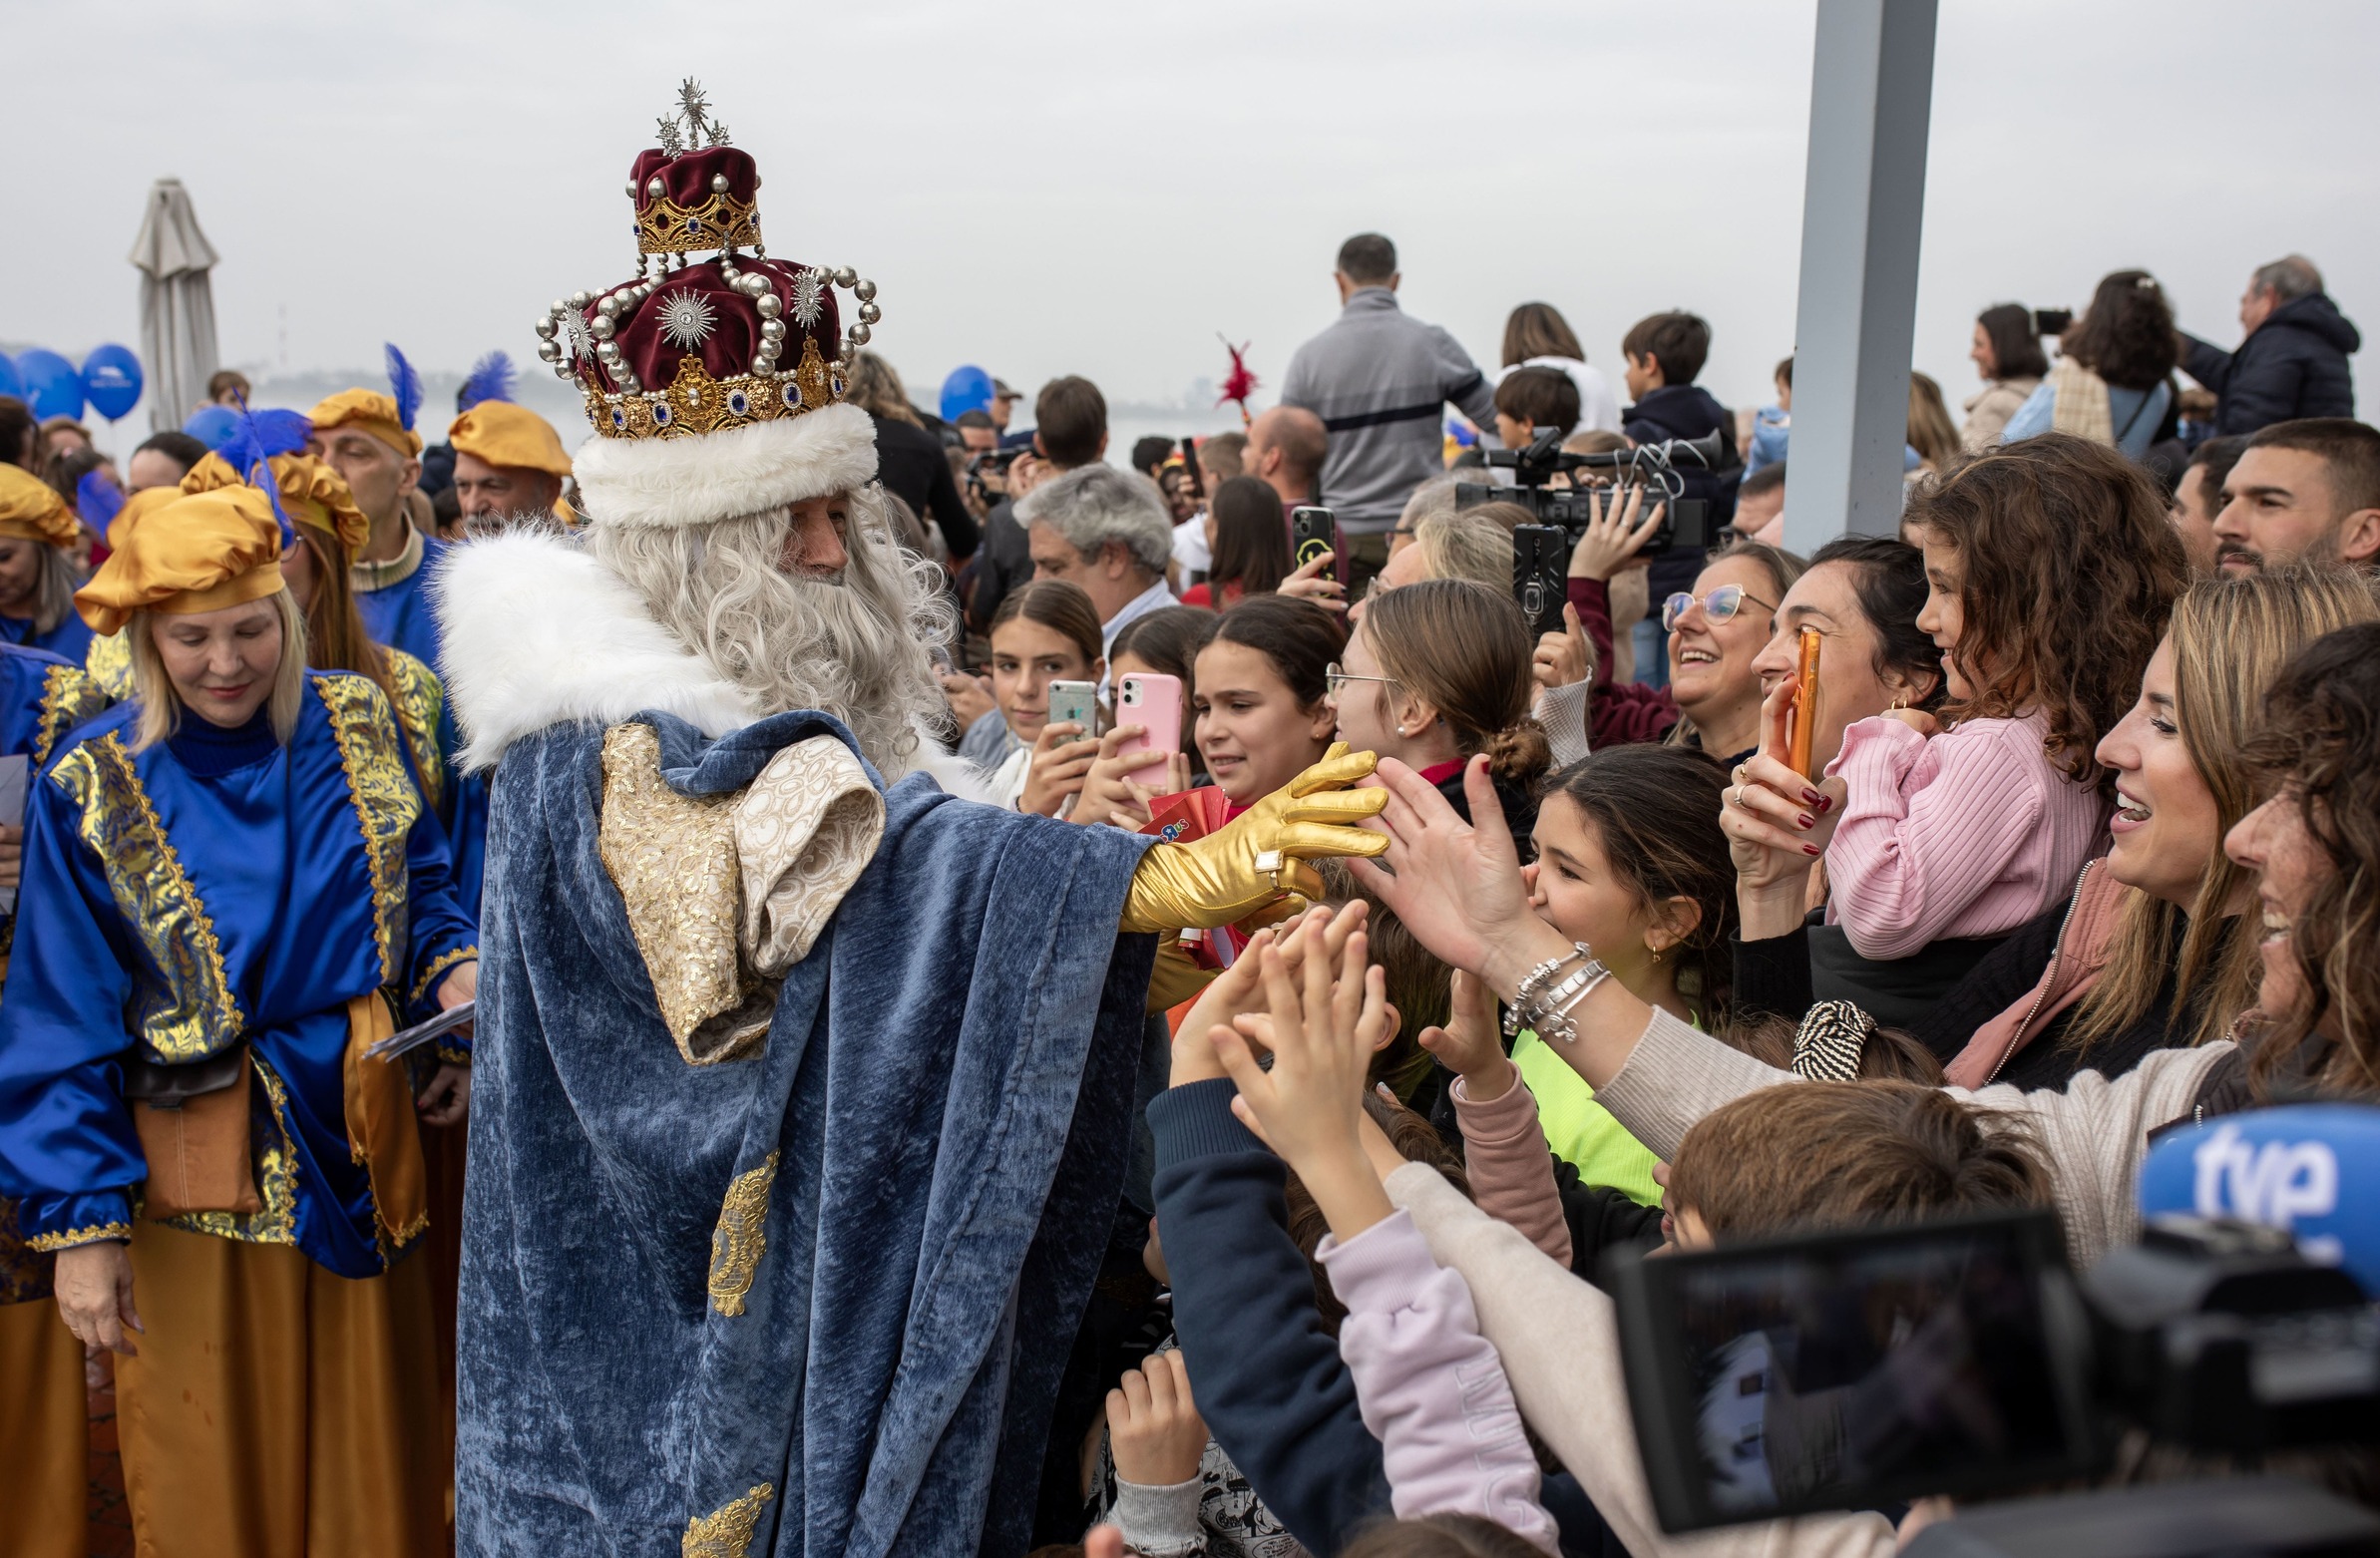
xmin=587 ymin=491 xmax=955 ymax=777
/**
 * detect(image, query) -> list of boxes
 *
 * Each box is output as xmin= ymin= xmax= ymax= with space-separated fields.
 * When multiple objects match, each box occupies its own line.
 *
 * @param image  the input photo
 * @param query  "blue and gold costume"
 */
xmin=0 ymin=483 xmax=475 ymax=1557
xmin=0 ymin=609 xmax=94 ymax=664
xmin=0 ymin=463 xmax=97 ymax=664
xmin=0 ymin=672 xmax=476 ymax=1271
xmin=0 ymin=642 xmax=112 ymax=1554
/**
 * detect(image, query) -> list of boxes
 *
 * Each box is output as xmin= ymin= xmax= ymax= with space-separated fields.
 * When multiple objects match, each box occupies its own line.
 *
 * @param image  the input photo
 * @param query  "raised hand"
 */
xmin=1278 ymin=551 xmax=1347 ymax=614
xmin=1417 ymin=967 xmax=1513 ymax=1100
xmin=1720 ymin=675 xmax=1848 ymax=937
xmin=1346 ymin=756 xmax=1570 ymax=996
xmin=1120 ymin=743 xmax=1388 ymax=933
xmin=1567 ymin=485 xmax=1666 ymax=583
xmin=1105 ymin=1349 xmax=1210 ymax=1489
xmin=1530 ymin=601 xmax=1593 ymax=691
xmin=1212 ymin=912 xmax=1395 ymax=1241
xmin=1020 ymin=720 xmax=1101 ymax=818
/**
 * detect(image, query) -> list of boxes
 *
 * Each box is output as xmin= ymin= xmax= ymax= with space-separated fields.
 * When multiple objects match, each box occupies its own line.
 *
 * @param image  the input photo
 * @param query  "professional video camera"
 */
xmin=1608 ymin=1209 xmax=2380 ymax=1553
xmin=1454 ymin=427 xmax=1721 ymax=554
xmin=964 ymin=445 xmax=1028 ymax=506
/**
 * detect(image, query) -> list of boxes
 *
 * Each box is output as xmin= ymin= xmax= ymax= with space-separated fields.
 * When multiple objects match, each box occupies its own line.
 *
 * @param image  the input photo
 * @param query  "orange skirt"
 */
xmin=115 ymin=1223 xmax=448 ymax=1558
xmin=0 ymin=1297 xmax=87 ymax=1558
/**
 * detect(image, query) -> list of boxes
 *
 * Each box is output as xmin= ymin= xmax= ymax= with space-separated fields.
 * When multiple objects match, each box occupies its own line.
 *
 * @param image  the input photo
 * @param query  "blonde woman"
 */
xmin=0 ymin=486 xmax=477 ymax=1556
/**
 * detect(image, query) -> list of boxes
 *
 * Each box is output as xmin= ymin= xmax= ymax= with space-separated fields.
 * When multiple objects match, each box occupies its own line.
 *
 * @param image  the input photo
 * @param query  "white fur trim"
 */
xmin=571 ymin=402 xmax=879 ymax=530
xmin=430 ymin=532 xmax=980 ymax=787
xmin=429 ymin=529 xmax=758 ymax=772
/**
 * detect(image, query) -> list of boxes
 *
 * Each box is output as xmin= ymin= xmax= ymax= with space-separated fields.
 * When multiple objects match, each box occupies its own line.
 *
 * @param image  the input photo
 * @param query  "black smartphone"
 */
xmin=1605 ymin=1209 xmax=2098 ymax=1533
xmin=2033 ymin=307 xmax=2074 ymax=338
xmin=1512 ymin=524 xmax=1568 ymax=637
xmin=1291 ymin=505 xmax=1340 ymax=583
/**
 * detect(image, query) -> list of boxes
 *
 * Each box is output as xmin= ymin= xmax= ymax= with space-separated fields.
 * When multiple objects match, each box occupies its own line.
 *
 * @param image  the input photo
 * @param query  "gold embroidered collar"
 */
xmin=350 ymin=520 xmax=424 ymax=594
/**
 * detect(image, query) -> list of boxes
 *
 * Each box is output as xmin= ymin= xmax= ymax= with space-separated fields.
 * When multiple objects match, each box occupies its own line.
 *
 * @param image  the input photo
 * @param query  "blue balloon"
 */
xmin=939 ymin=364 xmax=994 ymax=424
xmin=82 ymin=344 xmax=145 ymax=422
xmin=183 ymin=404 xmax=242 ymax=450
xmin=0 ymin=354 xmax=21 ymax=401
xmin=16 ymin=350 xmax=83 ymax=421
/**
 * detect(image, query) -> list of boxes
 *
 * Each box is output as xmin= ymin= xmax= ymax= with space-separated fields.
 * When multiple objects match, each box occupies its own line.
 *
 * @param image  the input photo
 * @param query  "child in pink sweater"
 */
xmin=1759 ymin=441 xmax=2185 ymax=964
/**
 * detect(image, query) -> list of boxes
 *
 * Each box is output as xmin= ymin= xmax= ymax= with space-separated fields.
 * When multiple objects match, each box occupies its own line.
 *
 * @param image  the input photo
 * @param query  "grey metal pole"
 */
xmin=1783 ymin=0 xmax=1939 ymax=553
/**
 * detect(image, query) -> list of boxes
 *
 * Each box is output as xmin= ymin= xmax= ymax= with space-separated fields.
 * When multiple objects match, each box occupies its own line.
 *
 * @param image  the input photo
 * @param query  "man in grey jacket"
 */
xmin=1281 ymin=233 xmax=1498 ymax=588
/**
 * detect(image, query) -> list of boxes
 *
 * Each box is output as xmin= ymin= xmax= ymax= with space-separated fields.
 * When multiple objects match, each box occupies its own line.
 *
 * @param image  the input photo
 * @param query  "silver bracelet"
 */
xmin=1534 ymin=960 xmax=1614 ymax=1047
xmin=1505 ymin=944 xmax=1590 ymax=1037
xmin=1503 ymin=947 xmax=1599 ymax=1041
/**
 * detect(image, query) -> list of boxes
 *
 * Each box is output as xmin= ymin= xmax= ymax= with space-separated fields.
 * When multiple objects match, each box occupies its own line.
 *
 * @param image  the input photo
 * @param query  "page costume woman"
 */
xmin=0 ymin=485 xmax=477 ymax=1556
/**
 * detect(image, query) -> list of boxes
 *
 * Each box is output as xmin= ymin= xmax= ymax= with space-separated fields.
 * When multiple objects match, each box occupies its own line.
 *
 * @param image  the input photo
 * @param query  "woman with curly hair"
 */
xmin=1999 ymin=270 xmax=2179 ymax=461
xmin=1735 ymin=435 xmax=2188 ymax=1020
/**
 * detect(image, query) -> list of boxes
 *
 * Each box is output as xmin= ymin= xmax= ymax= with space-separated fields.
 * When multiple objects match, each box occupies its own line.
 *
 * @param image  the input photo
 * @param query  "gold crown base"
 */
xmin=585 ymin=338 xmax=839 ymax=441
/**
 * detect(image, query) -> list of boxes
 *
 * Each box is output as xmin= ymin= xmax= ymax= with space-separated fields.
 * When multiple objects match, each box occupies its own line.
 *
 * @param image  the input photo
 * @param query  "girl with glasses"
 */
xmin=1327 ymin=578 xmax=1551 ymax=843
xmin=1584 ymin=539 xmax=1804 ymax=769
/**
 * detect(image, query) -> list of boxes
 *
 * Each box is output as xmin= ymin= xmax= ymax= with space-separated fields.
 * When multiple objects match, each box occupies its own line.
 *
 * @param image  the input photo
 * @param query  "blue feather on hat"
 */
xmin=217 ymin=399 xmax=314 ymax=546
xmin=384 ymin=343 xmax=423 ymax=433
xmin=76 ymin=468 xmax=125 ymax=533
xmin=459 ymin=351 xmax=517 ymax=412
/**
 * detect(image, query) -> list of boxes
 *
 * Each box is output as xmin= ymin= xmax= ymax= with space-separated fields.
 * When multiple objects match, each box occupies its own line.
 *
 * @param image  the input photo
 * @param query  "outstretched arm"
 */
xmin=1120 ymin=743 xmax=1388 ymax=933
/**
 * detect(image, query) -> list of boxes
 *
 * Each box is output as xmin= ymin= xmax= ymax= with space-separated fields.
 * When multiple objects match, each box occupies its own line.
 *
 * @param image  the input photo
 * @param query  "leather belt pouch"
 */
xmin=124 ymin=1045 xmax=261 ymax=1218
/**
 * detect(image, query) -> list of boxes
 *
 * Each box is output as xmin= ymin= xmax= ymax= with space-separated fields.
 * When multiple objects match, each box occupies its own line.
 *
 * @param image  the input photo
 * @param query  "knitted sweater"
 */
xmin=1825 ymin=713 xmax=2104 ymax=961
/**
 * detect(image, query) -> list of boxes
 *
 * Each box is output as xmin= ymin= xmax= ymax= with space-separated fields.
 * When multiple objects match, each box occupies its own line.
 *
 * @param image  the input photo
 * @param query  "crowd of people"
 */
xmin=1 ymin=177 xmax=2376 ymax=1558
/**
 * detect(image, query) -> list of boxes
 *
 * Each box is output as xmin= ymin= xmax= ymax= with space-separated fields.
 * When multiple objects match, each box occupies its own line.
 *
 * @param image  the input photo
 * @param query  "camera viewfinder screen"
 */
xmin=1671 ymin=1221 xmax=2070 ymax=1516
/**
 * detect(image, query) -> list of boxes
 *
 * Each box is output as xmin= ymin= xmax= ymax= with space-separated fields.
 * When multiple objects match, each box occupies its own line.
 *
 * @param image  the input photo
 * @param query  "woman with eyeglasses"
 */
xmin=1726 ymin=434 xmax=2187 ymax=1023
xmin=1576 ymin=538 xmax=1804 ymax=769
xmin=1327 ymin=578 xmax=1551 ymax=844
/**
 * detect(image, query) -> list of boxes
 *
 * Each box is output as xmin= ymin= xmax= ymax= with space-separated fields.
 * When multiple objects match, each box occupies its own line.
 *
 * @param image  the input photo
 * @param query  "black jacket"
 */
xmin=869 ymin=414 xmax=980 ymax=562
xmin=2182 ymin=293 xmax=2361 ymax=436
xmin=1733 ymin=901 xmax=2185 ymax=1092
xmin=1622 ymin=384 xmax=1739 ymax=595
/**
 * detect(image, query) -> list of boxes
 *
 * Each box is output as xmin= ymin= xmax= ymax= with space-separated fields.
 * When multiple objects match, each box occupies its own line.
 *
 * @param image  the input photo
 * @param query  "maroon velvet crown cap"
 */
xmin=629 ymin=145 xmax=760 ymax=253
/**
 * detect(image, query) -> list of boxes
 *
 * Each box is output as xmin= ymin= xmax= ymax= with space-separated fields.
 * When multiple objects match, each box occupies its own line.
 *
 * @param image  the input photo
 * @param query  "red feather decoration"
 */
xmin=1216 ymin=335 xmax=1260 ymax=427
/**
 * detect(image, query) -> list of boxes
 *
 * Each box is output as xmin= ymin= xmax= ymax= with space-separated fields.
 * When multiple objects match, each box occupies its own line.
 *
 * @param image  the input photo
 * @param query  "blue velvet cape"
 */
xmin=456 ymin=710 xmax=1157 ymax=1557
xmin=0 ymin=674 xmax=478 ymax=1276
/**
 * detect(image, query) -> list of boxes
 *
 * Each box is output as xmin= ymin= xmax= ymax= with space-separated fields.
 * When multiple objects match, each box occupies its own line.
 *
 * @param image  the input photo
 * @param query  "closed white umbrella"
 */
xmin=129 ymin=179 xmax=221 ymax=432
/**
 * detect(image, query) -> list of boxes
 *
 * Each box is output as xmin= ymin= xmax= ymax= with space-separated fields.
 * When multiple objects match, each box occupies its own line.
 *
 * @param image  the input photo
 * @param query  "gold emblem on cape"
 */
xmin=707 ymin=1151 xmax=779 ymax=1318
xmin=682 ymin=1482 xmax=773 ymax=1557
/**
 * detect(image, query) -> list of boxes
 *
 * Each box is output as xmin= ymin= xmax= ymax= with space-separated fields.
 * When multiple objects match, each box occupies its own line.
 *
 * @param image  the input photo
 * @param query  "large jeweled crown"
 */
xmin=534 ymin=81 xmax=881 ymax=443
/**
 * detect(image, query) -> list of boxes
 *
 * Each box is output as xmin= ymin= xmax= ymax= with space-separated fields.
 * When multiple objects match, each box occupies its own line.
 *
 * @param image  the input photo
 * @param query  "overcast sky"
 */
xmin=8 ymin=0 xmax=2372 ymax=438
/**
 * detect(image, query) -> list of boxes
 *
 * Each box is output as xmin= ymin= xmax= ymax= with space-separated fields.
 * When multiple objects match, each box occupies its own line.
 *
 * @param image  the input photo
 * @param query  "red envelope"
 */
xmin=1140 ymin=786 xmax=1231 ymax=845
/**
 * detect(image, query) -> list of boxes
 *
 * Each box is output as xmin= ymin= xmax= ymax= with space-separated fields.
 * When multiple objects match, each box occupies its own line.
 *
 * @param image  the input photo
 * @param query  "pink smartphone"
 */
xmin=1113 ymin=673 xmax=1183 ymax=786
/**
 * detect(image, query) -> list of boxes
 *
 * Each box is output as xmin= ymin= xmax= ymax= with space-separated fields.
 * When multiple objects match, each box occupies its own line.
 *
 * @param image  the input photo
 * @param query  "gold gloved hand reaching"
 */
xmin=1120 ymin=743 xmax=1389 ymax=934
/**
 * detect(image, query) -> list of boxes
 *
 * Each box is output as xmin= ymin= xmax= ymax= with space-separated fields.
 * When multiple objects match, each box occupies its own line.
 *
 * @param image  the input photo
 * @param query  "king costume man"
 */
xmin=434 ymin=85 xmax=1389 ymax=1558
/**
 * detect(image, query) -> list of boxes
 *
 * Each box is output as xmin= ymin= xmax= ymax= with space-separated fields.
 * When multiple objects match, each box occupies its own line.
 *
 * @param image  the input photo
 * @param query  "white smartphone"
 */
xmin=1047 ymin=680 xmax=1099 ymax=735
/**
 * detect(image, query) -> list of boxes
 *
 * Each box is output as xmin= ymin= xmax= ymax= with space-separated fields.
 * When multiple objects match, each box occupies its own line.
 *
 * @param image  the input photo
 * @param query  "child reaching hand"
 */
xmin=1210 ymin=923 xmax=1561 ymax=1555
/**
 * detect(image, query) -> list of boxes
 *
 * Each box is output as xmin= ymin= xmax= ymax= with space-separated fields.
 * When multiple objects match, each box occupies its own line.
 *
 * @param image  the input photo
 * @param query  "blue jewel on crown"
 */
xmin=781 ymin=382 xmax=803 ymax=411
xmin=653 ymin=402 xmax=673 ymax=427
xmin=727 ymin=389 xmax=750 ymax=416
xmin=610 ymin=406 xmax=627 ymax=429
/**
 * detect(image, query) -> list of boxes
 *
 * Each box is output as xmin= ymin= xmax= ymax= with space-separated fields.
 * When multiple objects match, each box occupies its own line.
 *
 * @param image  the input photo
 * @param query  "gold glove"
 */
xmin=1119 ymin=743 xmax=1389 ymax=934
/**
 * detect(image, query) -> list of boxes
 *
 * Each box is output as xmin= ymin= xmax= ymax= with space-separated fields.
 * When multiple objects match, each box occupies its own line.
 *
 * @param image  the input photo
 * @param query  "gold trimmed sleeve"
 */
xmin=36 ymin=663 xmax=112 ymax=768
xmin=25 ymin=1220 xmax=135 ymax=1252
xmin=379 ymin=648 xmax=448 ymax=815
xmin=408 ymin=945 xmax=477 ymax=1007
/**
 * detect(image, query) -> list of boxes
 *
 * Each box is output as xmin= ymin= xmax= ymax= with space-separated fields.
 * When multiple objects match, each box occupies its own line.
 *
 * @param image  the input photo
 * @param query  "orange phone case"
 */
xmin=1787 ymin=627 xmax=1821 ymax=778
